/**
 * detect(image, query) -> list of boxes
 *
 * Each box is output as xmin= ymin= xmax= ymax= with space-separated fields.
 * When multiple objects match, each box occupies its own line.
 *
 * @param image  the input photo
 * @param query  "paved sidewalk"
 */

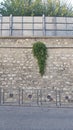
xmin=0 ymin=106 xmax=73 ymax=130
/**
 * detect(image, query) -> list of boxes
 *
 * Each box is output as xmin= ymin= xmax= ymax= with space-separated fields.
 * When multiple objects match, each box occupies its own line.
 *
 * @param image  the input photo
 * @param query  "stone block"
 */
xmin=67 ymin=17 xmax=73 ymax=23
xmin=56 ymin=24 xmax=67 ymax=30
xmin=56 ymin=31 xmax=67 ymax=36
xmin=56 ymin=17 xmax=66 ymax=23
xmin=12 ymin=23 xmax=22 ymax=29
xmin=23 ymin=24 xmax=33 ymax=29
xmin=34 ymin=31 xmax=43 ymax=36
xmin=23 ymin=17 xmax=33 ymax=22
xmin=66 ymin=31 xmax=73 ymax=36
xmin=2 ymin=17 xmax=10 ymax=22
xmin=46 ymin=30 xmax=56 ymax=36
xmin=13 ymin=17 xmax=22 ymax=22
xmin=45 ymin=17 xmax=55 ymax=23
xmin=34 ymin=24 xmax=42 ymax=29
xmin=2 ymin=30 xmax=10 ymax=36
xmin=34 ymin=17 xmax=42 ymax=22
xmin=23 ymin=30 xmax=33 ymax=36
xmin=46 ymin=24 xmax=56 ymax=30
xmin=12 ymin=30 xmax=22 ymax=36
xmin=67 ymin=24 xmax=73 ymax=30
xmin=2 ymin=24 xmax=10 ymax=29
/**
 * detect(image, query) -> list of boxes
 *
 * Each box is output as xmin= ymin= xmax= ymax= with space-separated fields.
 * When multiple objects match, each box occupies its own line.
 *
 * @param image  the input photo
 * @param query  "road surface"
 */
xmin=0 ymin=106 xmax=73 ymax=130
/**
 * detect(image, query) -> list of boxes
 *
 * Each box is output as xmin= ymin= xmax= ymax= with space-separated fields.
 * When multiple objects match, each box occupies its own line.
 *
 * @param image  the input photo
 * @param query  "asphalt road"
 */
xmin=0 ymin=106 xmax=73 ymax=130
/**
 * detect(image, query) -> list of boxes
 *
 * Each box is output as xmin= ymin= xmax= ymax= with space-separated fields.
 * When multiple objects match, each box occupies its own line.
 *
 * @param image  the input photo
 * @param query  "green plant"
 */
xmin=33 ymin=41 xmax=47 ymax=76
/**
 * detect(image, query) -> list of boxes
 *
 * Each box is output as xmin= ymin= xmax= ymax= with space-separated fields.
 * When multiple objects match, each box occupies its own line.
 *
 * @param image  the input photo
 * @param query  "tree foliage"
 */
xmin=0 ymin=0 xmax=73 ymax=16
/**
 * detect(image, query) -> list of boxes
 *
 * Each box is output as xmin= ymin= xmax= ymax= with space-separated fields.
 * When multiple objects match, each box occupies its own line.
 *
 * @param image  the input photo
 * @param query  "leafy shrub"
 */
xmin=33 ymin=41 xmax=47 ymax=76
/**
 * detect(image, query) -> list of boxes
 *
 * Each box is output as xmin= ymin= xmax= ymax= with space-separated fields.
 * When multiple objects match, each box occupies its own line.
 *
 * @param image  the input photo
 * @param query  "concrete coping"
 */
xmin=0 ymin=36 xmax=73 ymax=39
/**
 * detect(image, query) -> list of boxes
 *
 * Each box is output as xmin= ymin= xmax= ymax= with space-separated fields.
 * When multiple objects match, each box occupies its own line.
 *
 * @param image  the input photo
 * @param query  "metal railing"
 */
xmin=0 ymin=88 xmax=73 ymax=107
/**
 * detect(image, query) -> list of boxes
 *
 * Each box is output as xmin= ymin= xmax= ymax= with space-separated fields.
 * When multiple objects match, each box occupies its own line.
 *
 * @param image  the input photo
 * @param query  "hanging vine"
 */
xmin=33 ymin=41 xmax=47 ymax=76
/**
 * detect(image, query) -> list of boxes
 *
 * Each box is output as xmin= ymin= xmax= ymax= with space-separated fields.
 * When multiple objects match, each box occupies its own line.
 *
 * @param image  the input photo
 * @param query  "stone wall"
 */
xmin=0 ymin=37 xmax=73 ymax=92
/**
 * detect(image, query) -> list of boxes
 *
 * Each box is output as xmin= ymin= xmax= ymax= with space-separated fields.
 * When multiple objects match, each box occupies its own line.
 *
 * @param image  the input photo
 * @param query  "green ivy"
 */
xmin=33 ymin=41 xmax=47 ymax=76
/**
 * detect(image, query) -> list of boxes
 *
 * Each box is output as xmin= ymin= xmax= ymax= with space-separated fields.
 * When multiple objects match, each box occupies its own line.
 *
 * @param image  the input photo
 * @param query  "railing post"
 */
xmin=65 ymin=17 xmax=67 ymax=36
xmin=10 ymin=14 xmax=13 ymax=36
xmin=22 ymin=89 xmax=23 ymax=104
xmin=19 ymin=88 xmax=20 ymax=105
xmin=56 ymin=89 xmax=58 ymax=107
xmin=0 ymin=14 xmax=2 ymax=36
xmin=56 ymin=89 xmax=61 ymax=107
xmin=42 ymin=14 xmax=46 ymax=36
xmin=40 ymin=89 xmax=42 ymax=105
xmin=0 ymin=88 xmax=1 ymax=104
xmin=3 ymin=88 xmax=4 ymax=104
xmin=22 ymin=16 xmax=23 ymax=36
xmin=32 ymin=16 xmax=34 ymax=36
xmin=54 ymin=17 xmax=57 ymax=36
xmin=59 ymin=90 xmax=61 ymax=107
xmin=37 ymin=89 xmax=39 ymax=106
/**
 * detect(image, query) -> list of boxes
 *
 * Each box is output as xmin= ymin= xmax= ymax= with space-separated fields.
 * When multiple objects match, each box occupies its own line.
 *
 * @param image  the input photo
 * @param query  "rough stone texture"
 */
xmin=0 ymin=37 xmax=73 ymax=92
